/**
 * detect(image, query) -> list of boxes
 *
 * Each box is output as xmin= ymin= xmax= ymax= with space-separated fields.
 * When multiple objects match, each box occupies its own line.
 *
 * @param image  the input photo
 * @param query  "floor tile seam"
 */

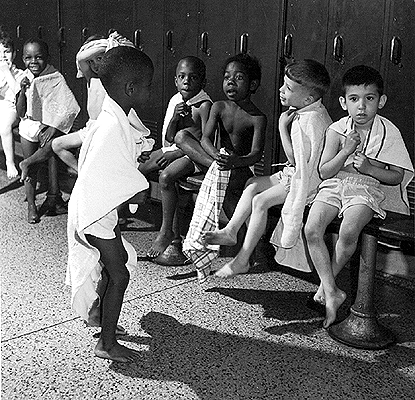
xmin=1 ymin=277 xmax=197 ymax=344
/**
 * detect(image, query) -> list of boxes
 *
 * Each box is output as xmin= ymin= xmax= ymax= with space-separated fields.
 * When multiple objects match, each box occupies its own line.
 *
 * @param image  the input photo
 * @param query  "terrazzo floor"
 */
xmin=1 ymin=154 xmax=415 ymax=400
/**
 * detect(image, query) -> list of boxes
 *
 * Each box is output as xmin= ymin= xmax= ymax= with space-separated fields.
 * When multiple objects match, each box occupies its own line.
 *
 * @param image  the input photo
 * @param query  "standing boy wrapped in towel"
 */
xmin=139 ymin=56 xmax=212 ymax=259
xmin=180 ymin=53 xmax=267 ymax=282
xmin=66 ymin=46 xmax=154 ymax=362
xmin=203 ymin=59 xmax=331 ymax=279
xmin=304 ymin=65 xmax=414 ymax=329
xmin=16 ymin=38 xmax=80 ymax=223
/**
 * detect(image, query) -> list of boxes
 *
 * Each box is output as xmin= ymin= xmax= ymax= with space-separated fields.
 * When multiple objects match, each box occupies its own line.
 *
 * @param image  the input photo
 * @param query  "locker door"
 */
xmin=59 ymin=0 xmax=88 ymax=127
xmin=324 ymin=0 xmax=388 ymax=122
xmin=2 ymin=1 xmax=60 ymax=71
xmin=134 ymin=0 xmax=165 ymax=132
xmin=236 ymin=0 xmax=284 ymax=174
xmin=381 ymin=0 xmax=414 ymax=161
xmin=163 ymin=0 xmax=199 ymax=121
xmin=284 ymin=0 xmax=330 ymax=64
xmin=198 ymin=0 xmax=237 ymax=102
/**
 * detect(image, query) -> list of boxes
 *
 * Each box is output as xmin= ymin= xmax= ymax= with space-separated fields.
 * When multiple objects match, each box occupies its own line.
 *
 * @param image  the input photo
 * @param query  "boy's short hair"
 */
xmin=23 ymin=38 xmax=50 ymax=57
xmin=0 ymin=28 xmax=15 ymax=52
xmin=285 ymin=59 xmax=330 ymax=99
xmin=223 ymin=53 xmax=262 ymax=83
xmin=99 ymin=46 xmax=153 ymax=93
xmin=342 ymin=65 xmax=384 ymax=96
xmin=179 ymin=56 xmax=206 ymax=81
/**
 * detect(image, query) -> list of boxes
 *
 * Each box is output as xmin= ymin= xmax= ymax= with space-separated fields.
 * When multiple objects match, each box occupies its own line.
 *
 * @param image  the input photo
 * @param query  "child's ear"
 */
xmin=304 ymin=94 xmax=315 ymax=106
xmin=339 ymin=96 xmax=347 ymax=111
xmin=125 ymin=81 xmax=135 ymax=96
xmin=378 ymin=94 xmax=387 ymax=109
xmin=250 ymin=79 xmax=260 ymax=93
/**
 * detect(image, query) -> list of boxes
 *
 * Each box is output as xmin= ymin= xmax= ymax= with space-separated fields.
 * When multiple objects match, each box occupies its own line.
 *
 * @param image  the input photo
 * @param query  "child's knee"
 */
xmin=304 ymin=221 xmax=321 ymax=243
xmin=174 ymin=129 xmax=191 ymax=146
xmin=159 ymin=169 xmax=175 ymax=187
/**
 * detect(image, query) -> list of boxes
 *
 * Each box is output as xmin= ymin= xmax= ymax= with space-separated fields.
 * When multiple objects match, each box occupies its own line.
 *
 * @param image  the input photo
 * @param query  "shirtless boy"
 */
xmin=176 ymin=53 xmax=267 ymax=220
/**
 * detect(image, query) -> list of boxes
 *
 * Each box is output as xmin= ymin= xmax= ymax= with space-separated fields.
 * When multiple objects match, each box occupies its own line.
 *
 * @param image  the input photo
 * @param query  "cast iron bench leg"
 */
xmin=327 ymin=232 xmax=396 ymax=349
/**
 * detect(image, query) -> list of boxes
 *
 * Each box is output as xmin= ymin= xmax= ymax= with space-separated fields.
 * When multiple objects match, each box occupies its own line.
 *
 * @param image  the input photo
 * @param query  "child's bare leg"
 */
xmin=216 ymin=182 xmax=287 ymax=278
xmin=204 ymin=175 xmax=276 ymax=246
xmin=147 ymin=158 xmax=194 ymax=258
xmin=304 ymin=202 xmax=346 ymax=328
xmin=138 ymin=148 xmax=164 ymax=176
xmin=20 ymin=138 xmax=40 ymax=223
xmin=51 ymin=132 xmax=82 ymax=175
xmin=85 ymin=228 xmax=138 ymax=362
xmin=175 ymin=130 xmax=214 ymax=169
xmin=0 ymin=112 xmax=18 ymax=179
xmin=19 ymin=139 xmax=54 ymax=182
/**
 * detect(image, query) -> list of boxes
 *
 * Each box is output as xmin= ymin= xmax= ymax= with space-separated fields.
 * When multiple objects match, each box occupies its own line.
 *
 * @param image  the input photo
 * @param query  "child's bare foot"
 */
xmin=27 ymin=205 xmax=40 ymax=224
xmin=19 ymin=160 xmax=29 ymax=182
xmin=215 ymin=257 xmax=250 ymax=278
xmin=203 ymin=229 xmax=237 ymax=246
xmin=94 ymin=340 xmax=139 ymax=363
xmin=6 ymin=162 xmax=18 ymax=180
xmin=323 ymin=289 xmax=347 ymax=328
xmin=313 ymin=284 xmax=325 ymax=305
xmin=146 ymin=231 xmax=174 ymax=259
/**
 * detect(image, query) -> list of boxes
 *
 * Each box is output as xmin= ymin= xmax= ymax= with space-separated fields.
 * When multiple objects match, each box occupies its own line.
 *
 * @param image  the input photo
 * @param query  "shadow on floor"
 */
xmin=110 ymin=311 xmax=415 ymax=399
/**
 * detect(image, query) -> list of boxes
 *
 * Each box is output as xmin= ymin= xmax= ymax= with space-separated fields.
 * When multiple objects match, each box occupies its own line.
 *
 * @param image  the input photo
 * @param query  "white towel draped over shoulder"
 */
xmin=270 ymin=100 xmax=331 ymax=271
xmin=331 ymin=115 xmax=414 ymax=215
xmin=161 ymin=89 xmax=212 ymax=151
xmin=24 ymin=64 xmax=80 ymax=134
xmin=66 ymin=95 xmax=149 ymax=320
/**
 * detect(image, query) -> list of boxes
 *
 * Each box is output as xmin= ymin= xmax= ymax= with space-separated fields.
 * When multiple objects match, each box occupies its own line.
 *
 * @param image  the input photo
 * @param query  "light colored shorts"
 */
xmin=18 ymin=118 xmax=44 ymax=143
xmin=313 ymin=170 xmax=386 ymax=219
xmin=272 ymin=165 xmax=295 ymax=193
xmin=84 ymin=209 xmax=118 ymax=239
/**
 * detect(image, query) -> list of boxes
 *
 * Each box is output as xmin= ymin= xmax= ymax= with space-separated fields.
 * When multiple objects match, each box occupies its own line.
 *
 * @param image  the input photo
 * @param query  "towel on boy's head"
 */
xmin=331 ymin=115 xmax=414 ymax=215
xmin=20 ymin=64 xmax=80 ymax=137
xmin=270 ymin=99 xmax=332 ymax=271
xmin=76 ymin=31 xmax=135 ymax=78
xmin=66 ymin=95 xmax=150 ymax=321
xmin=161 ymin=89 xmax=212 ymax=151
xmin=183 ymin=149 xmax=231 ymax=283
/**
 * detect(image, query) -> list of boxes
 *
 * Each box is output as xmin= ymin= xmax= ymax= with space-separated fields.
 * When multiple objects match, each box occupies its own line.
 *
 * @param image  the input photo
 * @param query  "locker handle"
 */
xmin=333 ymin=34 xmax=344 ymax=63
xmin=16 ymin=25 xmax=22 ymax=39
xmin=284 ymin=34 xmax=292 ymax=58
xmin=58 ymin=27 xmax=66 ymax=48
xmin=240 ymin=33 xmax=249 ymax=54
xmin=200 ymin=32 xmax=211 ymax=56
xmin=82 ymin=27 xmax=89 ymax=42
xmin=134 ymin=29 xmax=142 ymax=50
xmin=390 ymin=36 xmax=402 ymax=65
xmin=38 ymin=26 xmax=43 ymax=39
xmin=166 ymin=30 xmax=175 ymax=54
